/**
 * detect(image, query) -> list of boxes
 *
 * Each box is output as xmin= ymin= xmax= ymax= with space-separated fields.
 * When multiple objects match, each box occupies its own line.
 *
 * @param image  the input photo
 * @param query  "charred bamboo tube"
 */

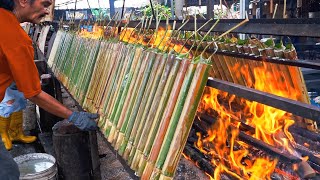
xmin=111 ymin=50 xmax=149 ymax=149
xmin=104 ymin=47 xmax=143 ymax=138
xmin=142 ymin=59 xmax=190 ymax=179
xmin=130 ymin=54 xmax=174 ymax=171
xmin=136 ymin=57 xmax=182 ymax=176
xmin=150 ymin=62 xmax=198 ymax=179
xmin=284 ymin=49 xmax=317 ymax=131
xmin=117 ymin=51 xmax=157 ymax=158
xmin=159 ymin=60 xmax=210 ymax=179
xmin=127 ymin=53 xmax=168 ymax=166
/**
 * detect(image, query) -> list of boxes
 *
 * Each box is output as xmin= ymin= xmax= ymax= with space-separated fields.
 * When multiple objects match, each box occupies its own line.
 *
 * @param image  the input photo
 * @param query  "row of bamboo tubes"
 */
xmin=48 ymin=30 xmax=210 ymax=179
xmin=198 ymin=40 xmax=318 ymax=132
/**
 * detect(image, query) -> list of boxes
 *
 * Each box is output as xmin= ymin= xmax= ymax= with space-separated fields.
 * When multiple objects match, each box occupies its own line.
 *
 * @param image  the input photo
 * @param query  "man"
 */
xmin=0 ymin=0 xmax=99 ymax=179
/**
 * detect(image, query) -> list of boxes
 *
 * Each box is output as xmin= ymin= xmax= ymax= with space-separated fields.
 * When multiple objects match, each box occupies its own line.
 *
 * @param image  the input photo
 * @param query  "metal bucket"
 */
xmin=14 ymin=153 xmax=58 ymax=180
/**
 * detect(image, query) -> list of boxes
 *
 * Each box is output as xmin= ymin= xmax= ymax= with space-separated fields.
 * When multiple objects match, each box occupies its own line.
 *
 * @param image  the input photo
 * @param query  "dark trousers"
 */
xmin=0 ymin=136 xmax=20 ymax=180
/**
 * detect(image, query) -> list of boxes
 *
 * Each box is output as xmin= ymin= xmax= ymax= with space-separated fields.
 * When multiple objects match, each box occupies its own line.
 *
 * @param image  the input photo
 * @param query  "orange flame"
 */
xmin=78 ymin=23 xmax=104 ymax=39
xmin=196 ymin=61 xmax=302 ymax=179
xmin=119 ymin=26 xmax=189 ymax=54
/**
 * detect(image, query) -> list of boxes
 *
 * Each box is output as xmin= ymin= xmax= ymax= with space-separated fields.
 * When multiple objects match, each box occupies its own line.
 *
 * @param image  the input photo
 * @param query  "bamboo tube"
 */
xmin=51 ymin=31 xmax=67 ymax=74
xmin=94 ymin=43 xmax=125 ymax=109
xmin=284 ymin=49 xmax=318 ymax=131
xmin=92 ymin=43 xmax=125 ymax=112
xmin=76 ymin=39 xmax=101 ymax=105
xmin=97 ymin=43 xmax=125 ymax=127
xmin=104 ymin=47 xmax=143 ymax=138
xmin=117 ymin=51 xmax=157 ymax=158
xmin=98 ymin=43 xmax=129 ymax=112
xmin=86 ymin=42 xmax=113 ymax=105
xmin=83 ymin=42 xmax=111 ymax=110
xmin=131 ymin=54 xmax=176 ymax=172
xmin=216 ymin=42 xmax=241 ymax=84
xmin=150 ymin=63 xmax=198 ymax=179
xmin=136 ymin=57 xmax=182 ymax=176
xmin=110 ymin=50 xmax=149 ymax=147
xmin=126 ymin=53 xmax=167 ymax=166
xmin=99 ymin=45 xmax=135 ymax=128
xmin=141 ymin=59 xmax=190 ymax=180
xmin=160 ymin=60 xmax=210 ymax=179
xmin=48 ymin=30 xmax=64 ymax=68
xmin=119 ymin=53 xmax=159 ymax=160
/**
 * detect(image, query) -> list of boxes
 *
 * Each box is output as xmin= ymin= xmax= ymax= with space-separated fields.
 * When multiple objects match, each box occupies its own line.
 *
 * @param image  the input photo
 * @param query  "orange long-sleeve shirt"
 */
xmin=0 ymin=8 xmax=41 ymax=101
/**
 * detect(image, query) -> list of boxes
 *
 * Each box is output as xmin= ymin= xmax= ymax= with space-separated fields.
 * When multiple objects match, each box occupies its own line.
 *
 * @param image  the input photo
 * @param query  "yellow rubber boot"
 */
xmin=8 ymin=111 xmax=36 ymax=143
xmin=0 ymin=116 xmax=12 ymax=150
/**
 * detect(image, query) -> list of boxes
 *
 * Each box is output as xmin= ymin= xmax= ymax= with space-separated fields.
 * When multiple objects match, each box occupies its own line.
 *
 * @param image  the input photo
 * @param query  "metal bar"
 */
xmin=116 ymin=19 xmax=320 ymax=37
xmin=206 ymin=77 xmax=320 ymax=123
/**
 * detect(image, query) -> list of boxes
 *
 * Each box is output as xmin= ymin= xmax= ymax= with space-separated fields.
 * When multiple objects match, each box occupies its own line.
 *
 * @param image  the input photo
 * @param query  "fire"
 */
xmin=119 ymin=26 xmax=189 ymax=55
xmin=196 ymin=62 xmax=302 ymax=179
xmin=78 ymin=23 xmax=104 ymax=39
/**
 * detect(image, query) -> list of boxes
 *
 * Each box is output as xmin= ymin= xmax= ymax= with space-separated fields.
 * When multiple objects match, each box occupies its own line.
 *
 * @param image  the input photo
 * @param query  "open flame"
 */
xmin=78 ymin=23 xmax=104 ymax=39
xmin=196 ymin=62 xmax=302 ymax=179
xmin=119 ymin=26 xmax=189 ymax=54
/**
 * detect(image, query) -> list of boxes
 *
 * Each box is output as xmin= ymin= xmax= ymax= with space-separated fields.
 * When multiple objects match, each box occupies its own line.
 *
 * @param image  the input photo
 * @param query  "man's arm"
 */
xmin=28 ymin=91 xmax=98 ymax=131
xmin=28 ymin=90 xmax=72 ymax=119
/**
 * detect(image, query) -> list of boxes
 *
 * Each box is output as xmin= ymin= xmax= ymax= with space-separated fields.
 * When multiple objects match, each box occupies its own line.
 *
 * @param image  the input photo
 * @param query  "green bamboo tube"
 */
xmin=97 ymin=43 xmax=131 ymax=126
xmin=104 ymin=45 xmax=136 ymax=132
xmin=77 ymin=39 xmax=101 ymax=105
xmin=126 ymin=53 xmax=167 ymax=166
xmin=94 ymin=43 xmax=125 ymax=108
xmin=97 ymin=44 xmax=125 ymax=112
xmin=99 ymin=45 xmax=136 ymax=129
xmin=160 ymin=61 xmax=210 ymax=178
xmin=52 ymin=31 xmax=68 ymax=74
xmin=97 ymin=43 xmax=129 ymax=113
xmin=50 ymin=31 xmax=66 ymax=73
xmin=56 ymin=33 xmax=75 ymax=84
xmin=109 ymin=50 xmax=148 ymax=146
xmin=84 ymin=42 xmax=112 ymax=110
xmin=91 ymin=43 xmax=124 ymax=112
xmin=136 ymin=57 xmax=182 ymax=176
xmin=104 ymin=47 xmax=143 ymax=138
xmin=117 ymin=51 xmax=157 ymax=158
xmin=48 ymin=30 xmax=64 ymax=68
xmin=129 ymin=53 xmax=170 ymax=169
xmin=141 ymin=59 xmax=190 ymax=180
xmin=150 ymin=62 xmax=197 ymax=179
xmin=97 ymin=45 xmax=120 ymax=126
xmin=131 ymin=54 xmax=176 ymax=172
xmin=65 ymin=35 xmax=84 ymax=95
